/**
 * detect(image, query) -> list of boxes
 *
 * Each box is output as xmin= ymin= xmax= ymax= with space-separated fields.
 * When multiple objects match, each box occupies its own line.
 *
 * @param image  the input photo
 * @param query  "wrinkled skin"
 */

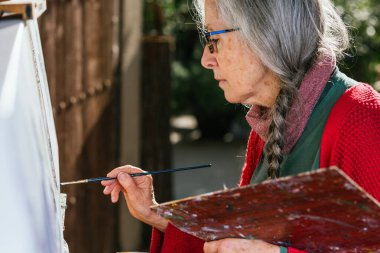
xmin=102 ymin=165 xmax=168 ymax=232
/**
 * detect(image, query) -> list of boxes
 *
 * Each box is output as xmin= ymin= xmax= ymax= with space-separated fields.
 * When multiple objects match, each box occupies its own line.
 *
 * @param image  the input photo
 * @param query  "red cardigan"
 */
xmin=150 ymin=83 xmax=380 ymax=253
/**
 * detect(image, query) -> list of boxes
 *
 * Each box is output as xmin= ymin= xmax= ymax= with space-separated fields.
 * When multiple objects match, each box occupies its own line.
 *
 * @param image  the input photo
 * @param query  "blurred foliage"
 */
xmin=144 ymin=0 xmax=240 ymax=138
xmin=143 ymin=0 xmax=380 ymax=137
xmin=334 ymin=0 xmax=380 ymax=88
xmin=143 ymin=0 xmax=195 ymax=36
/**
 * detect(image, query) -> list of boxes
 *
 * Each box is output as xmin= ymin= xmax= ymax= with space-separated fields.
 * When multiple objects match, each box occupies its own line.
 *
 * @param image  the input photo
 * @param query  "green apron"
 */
xmin=251 ymin=69 xmax=357 ymax=184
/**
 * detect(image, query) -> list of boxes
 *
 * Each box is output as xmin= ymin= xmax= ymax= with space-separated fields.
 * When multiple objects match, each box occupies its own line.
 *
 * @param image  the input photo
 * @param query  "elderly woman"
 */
xmin=102 ymin=0 xmax=380 ymax=252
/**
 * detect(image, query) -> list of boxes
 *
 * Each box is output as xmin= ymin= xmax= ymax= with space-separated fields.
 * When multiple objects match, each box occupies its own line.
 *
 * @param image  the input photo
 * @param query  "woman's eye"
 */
xmin=211 ymin=39 xmax=219 ymax=45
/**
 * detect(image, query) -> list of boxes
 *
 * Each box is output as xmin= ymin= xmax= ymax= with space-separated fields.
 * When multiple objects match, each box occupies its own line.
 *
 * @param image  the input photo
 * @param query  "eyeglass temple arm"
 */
xmin=205 ymin=28 xmax=240 ymax=36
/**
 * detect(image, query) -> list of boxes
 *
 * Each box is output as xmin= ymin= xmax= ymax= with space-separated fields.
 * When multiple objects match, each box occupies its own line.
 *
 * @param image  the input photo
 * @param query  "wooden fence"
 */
xmin=39 ymin=0 xmax=120 ymax=252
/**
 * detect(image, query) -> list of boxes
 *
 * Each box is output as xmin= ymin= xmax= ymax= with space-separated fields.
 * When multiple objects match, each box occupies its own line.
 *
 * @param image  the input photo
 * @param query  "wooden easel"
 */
xmin=0 ymin=0 xmax=46 ymax=19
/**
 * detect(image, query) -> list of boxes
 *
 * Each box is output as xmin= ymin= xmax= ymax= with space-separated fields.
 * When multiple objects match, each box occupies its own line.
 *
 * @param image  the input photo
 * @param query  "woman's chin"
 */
xmin=223 ymin=93 xmax=241 ymax=104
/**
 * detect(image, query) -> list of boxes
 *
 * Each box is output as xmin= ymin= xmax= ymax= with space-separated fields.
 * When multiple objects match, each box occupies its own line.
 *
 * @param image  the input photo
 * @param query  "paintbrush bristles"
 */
xmin=60 ymin=179 xmax=88 ymax=185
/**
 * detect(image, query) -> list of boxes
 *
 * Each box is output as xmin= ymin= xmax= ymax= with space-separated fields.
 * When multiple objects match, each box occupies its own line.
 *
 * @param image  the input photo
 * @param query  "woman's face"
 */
xmin=201 ymin=0 xmax=280 ymax=107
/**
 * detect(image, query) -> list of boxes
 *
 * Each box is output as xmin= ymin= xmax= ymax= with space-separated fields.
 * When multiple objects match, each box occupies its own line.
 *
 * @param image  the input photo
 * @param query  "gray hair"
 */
xmin=193 ymin=0 xmax=349 ymax=178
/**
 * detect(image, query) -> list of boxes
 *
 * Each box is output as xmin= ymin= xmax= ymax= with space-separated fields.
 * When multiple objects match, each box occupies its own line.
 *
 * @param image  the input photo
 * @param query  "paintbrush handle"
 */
xmin=131 ymin=164 xmax=212 ymax=177
xmin=61 ymin=164 xmax=212 ymax=185
xmin=87 ymin=177 xmax=115 ymax=182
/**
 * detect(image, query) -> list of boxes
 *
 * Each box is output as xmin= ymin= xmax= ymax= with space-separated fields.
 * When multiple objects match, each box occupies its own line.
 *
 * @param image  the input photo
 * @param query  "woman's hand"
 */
xmin=204 ymin=238 xmax=280 ymax=253
xmin=101 ymin=165 xmax=169 ymax=232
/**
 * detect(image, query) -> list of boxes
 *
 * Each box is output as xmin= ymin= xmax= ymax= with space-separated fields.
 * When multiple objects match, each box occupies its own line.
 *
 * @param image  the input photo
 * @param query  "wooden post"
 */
xmin=139 ymin=35 xmax=173 ymax=249
xmin=141 ymin=35 xmax=173 ymax=203
xmin=118 ymin=0 xmax=144 ymax=251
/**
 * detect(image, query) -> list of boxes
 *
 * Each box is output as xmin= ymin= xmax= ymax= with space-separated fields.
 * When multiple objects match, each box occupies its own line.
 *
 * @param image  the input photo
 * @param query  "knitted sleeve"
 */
xmin=321 ymin=83 xmax=380 ymax=201
xmin=240 ymin=130 xmax=265 ymax=186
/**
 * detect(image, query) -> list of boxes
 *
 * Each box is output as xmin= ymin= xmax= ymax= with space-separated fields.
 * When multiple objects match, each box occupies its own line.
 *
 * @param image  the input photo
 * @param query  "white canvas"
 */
xmin=0 ymin=19 xmax=66 ymax=253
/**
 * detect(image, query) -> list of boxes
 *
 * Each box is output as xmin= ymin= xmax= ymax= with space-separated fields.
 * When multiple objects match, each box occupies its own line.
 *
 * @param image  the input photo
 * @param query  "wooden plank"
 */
xmin=152 ymin=167 xmax=380 ymax=252
xmin=0 ymin=0 xmax=46 ymax=19
xmin=38 ymin=0 xmax=119 ymax=252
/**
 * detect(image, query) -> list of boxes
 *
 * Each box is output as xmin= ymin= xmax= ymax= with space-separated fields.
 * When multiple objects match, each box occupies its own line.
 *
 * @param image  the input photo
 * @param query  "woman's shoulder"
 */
xmin=321 ymin=82 xmax=380 ymax=160
xmin=325 ymin=81 xmax=380 ymax=138
xmin=343 ymin=82 xmax=380 ymax=102
xmin=332 ymin=82 xmax=380 ymax=117
xmin=321 ymin=82 xmax=380 ymax=200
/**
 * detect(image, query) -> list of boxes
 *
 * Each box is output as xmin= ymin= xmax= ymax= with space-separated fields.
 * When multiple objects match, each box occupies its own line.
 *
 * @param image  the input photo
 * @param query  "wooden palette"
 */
xmin=152 ymin=167 xmax=380 ymax=252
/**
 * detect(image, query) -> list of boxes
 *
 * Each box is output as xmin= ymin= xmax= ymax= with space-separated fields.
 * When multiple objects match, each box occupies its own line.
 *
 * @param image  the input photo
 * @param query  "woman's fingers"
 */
xmin=204 ymin=239 xmax=280 ymax=253
xmin=106 ymin=165 xmax=144 ymax=178
xmin=102 ymin=179 xmax=119 ymax=194
xmin=111 ymin=184 xmax=122 ymax=203
xmin=103 ymin=183 xmax=118 ymax=195
xmin=116 ymin=172 xmax=137 ymax=194
xmin=103 ymin=185 xmax=111 ymax=195
xmin=101 ymin=179 xmax=115 ymax=186
xmin=101 ymin=165 xmax=168 ymax=231
xmin=102 ymin=165 xmax=144 ymax=199
xmin=102 ymin=170 xmax=142 ymax=202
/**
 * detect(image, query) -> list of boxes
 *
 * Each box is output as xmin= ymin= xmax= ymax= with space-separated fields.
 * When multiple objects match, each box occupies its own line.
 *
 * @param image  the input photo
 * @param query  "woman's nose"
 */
xmin=201 ymin=47 xmax=217 ymax=69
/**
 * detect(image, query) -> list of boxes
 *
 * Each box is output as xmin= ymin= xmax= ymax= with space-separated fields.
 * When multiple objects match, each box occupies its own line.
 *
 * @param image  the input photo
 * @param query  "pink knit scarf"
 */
xmin=246 ymin=54 xmax=336 ymax=154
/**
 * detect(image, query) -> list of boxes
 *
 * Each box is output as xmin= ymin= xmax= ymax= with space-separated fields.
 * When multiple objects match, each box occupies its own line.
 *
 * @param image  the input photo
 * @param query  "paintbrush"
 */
xmin=60 ymin=164 xmax=212 ymax=186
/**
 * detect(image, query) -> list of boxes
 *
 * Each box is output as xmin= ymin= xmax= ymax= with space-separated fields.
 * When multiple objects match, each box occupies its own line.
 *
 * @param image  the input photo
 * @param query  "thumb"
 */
xmin=117 ymin=172 xmax=135 ymax=191
xmin=204 ymin=241 xmax=219 ymax=253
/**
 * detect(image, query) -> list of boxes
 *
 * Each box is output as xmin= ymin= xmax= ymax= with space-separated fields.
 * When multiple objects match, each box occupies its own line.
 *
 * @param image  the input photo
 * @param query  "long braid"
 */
xmin=264 ymin=84 xmax=298 ymax=179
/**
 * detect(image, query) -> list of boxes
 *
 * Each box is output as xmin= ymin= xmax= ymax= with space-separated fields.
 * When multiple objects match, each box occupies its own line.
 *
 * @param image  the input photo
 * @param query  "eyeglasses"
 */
xmin=203 ymin=28 xmax=240 ymax=54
